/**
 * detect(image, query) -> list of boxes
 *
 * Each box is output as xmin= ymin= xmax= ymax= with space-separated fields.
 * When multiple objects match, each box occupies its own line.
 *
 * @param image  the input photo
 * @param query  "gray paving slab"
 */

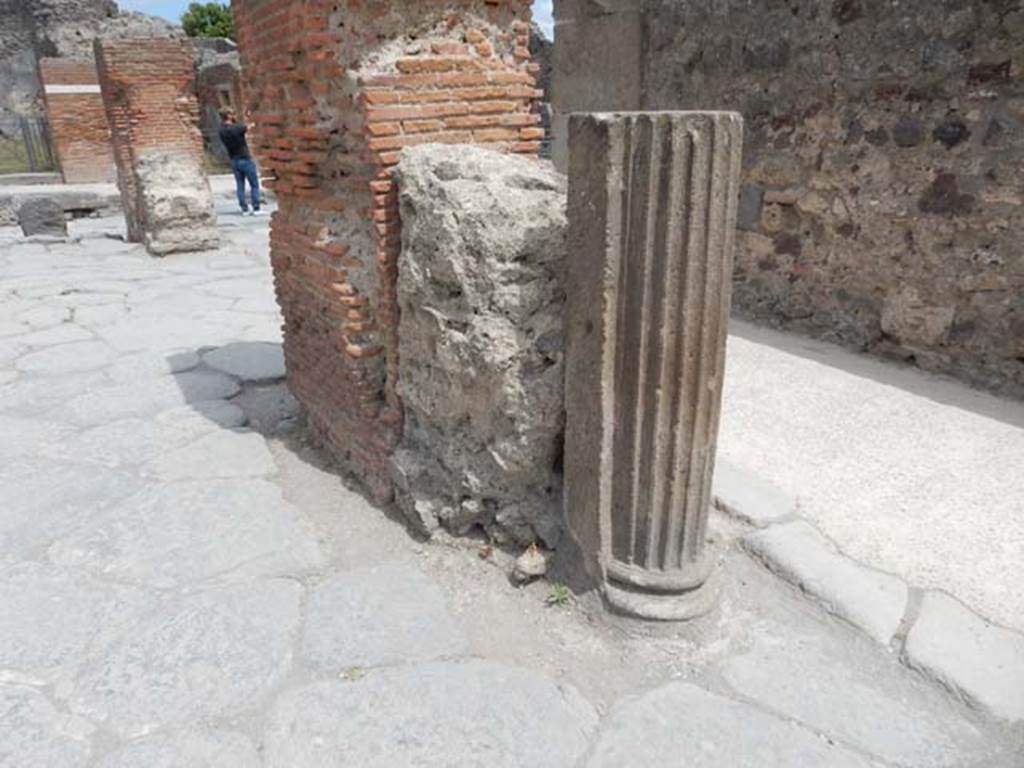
xmin=904 ymin=591 xmax=1024 ymax=722
xmin=144 ymin=429 xmax=277 ymax=480
xmin=586 ymin=682 xmax=875 ymax=768
xmin=201 ymin=341 xmax=286 ymax=382
xmin=263 ymin=660 xmax=599 ymax=768
xmin=57 ymin=371 xmax=240 ymax=426
xmin=0 ymin=563 xmax=145 ymax=685
xmin=744 ymin=520 xmax=908 ymax=644
xmin=43 ymin=403 xmax=246 ymax=468
xmin=302 ymin=563 xmax=468 ymax=671
xmin=0 ymin=684 xmax=94 ymax=768
xmin=720 ymin=621 xmax=994 ymax=766
xmin=48 ymin=479 xmax=323 ymax=588
xmin=14 ymin=340 xmax=117 ymax=374
xmin=94 ymin=729 xmax=261 ymax=768
xmin=0 ymin=459 xmax=143 ymax=564
xmin=0 ymin=414 xmax=77 ymax=459
xmin=68 ymin=579 xmax=302 ymax=739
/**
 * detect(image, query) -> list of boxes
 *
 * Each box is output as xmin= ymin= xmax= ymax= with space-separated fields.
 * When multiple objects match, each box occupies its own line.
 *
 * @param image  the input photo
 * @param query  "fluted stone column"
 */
xmin=564 ymin=112 xmax=743 ymax=620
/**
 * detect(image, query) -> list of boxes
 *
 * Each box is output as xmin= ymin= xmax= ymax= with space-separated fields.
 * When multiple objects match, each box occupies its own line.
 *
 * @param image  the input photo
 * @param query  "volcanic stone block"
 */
xmin=564 ymin=112 xmax=743 ymax=620
xmin=18 ymin=198 xmax=68 ymax=238
xmin=231 ymin=0 xmax=540 ymax=499
xmin=94 ymin=37 xmax=218 ymax=256
xmin=392 ymin=145 xmax=566 ymax=546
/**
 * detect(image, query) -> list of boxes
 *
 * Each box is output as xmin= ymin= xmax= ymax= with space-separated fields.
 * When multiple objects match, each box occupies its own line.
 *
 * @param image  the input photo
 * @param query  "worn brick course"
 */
xmin=233 ymin=0 xmax=539 ymax=499
xmin=93 ymin=36 xmax=218 ymax=255
xmin=38 ymin=57 xmax=114 ymax=183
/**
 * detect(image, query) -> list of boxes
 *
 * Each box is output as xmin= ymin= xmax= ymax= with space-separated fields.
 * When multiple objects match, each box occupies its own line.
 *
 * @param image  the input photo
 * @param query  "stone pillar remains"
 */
xmin=550 ymin=0 xmax=643 ymax=171
xmin=38 ymin=57 xmax=115 ymax=183
xmin=232 ymin=0 xmax=541 ymax=500
xmin=93 ymin=37 xmax=218 ymax=255
xmin=564 ymin=112 xmax=743 ymax=620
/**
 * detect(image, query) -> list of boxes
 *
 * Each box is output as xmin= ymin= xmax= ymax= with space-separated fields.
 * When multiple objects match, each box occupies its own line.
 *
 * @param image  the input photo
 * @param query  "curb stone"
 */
xmin=903 ymin=591 xmax=1024 ymax=722
xmin=712 ymin=457 xmax=798 ymax=527
xmin=719 ymin=459 xmax=1024 ymax=723
xmin=743 ymin=520 xmax=908 ymax=645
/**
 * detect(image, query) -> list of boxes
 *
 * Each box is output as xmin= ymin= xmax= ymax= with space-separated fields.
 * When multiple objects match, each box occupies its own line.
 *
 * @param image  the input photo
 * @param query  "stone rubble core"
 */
xmin=231 ymin=0 xmax=541 ymax=501
xmin=391 ymin=145 xmax=566 ymax=547
xmin=38 ymin=57 xmax=115 ymax=184
xmin=564 ymin=111 xmax=744 ymax=620
xmin=93 ymin=36 xmax=219 ymax=256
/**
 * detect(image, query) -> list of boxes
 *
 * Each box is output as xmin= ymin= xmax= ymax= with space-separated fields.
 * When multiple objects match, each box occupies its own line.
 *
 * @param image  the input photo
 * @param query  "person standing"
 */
xmin=218 ymin=108 xmax=262 ymax=216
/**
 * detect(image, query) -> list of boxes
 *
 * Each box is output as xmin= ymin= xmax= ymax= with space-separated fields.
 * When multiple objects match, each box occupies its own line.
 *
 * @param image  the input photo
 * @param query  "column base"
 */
xmin=603 ymin=566 xmax=723 ymax=622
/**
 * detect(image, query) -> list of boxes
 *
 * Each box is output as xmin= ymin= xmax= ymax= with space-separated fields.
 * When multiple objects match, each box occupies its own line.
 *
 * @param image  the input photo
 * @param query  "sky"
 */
xmin=117 ymin=0 xmax=555 ymax=38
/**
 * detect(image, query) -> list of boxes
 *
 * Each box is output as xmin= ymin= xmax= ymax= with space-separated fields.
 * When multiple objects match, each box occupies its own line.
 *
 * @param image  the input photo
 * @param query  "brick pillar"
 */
xmin=38 ymin=58 xmax=115 ymax=184
xmin=564 ymin=112 xmax=744 ymax=620
xmin=232 ymin=0 xmax=540 ymax=500
xmin=93 ymin=37 xmax=219 ymax=255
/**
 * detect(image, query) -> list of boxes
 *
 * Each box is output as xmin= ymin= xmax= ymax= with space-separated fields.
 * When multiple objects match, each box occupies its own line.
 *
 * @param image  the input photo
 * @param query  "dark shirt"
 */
xmin=219 ymin=123 xmax=251 ymax=160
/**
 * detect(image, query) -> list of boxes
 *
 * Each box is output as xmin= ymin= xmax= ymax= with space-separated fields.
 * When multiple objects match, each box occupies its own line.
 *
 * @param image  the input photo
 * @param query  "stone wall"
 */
xmin=94 ymin=36 xmax=218 ymax=255
xmin=0 ymin=0 xmax=177 ymax=126
xmin=38 ymin=57 xmax=114 ymax=182
xmin=393 ymin=145 xmax=567 ymax=547
xmin=232 ymin=0 xmax=542 ymax=500
xmin=553 ymin=0 xmax=1024 ymax=397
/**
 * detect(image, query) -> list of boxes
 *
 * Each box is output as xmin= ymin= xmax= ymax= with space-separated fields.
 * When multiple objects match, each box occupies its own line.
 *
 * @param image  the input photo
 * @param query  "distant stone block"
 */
xmin=18 ymin=198 xmax=67 ymax=238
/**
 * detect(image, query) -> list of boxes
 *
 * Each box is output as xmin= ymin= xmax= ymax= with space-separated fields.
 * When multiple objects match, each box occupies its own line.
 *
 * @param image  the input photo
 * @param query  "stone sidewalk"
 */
xmin=1 ymin=208 xmax=1022 ymax=766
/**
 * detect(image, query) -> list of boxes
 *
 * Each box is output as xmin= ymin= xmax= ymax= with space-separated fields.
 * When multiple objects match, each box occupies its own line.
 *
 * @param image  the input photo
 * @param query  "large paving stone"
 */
xmin=16 ymin=323 xmax=91 ymax=346
xmin=68 ymin=579 xmax=302 ymax=739
xmin=587 ymin=682 xmax=873 ymax=768
xmin=48 ymin=478 xmax=323 ymax=588
xmin=202 ymin=341 xmax=286 ymax=382
xmin=144 ymin=429 xmax=277 ymax=480
xmin=302 ymin=563 xmax=468 ymax=671
xmin=0 ymin=563 xmax=145 ymax=684
xmin=15 ymin=340 xmax=117 ymax=374
xmin=0 ymin=414 xmax=77 ymax=460
xmin=0 ymin=370 xmax=109 ymax=416
xmin=45 ymin=402 xmax=246 ymax=468
xmin=744 ymin=520 xmax=908 ymax=644
xmin=903 ymin=591 xmax=1024 ymax=722
xmin=103 ymin=350 xmax=200 ymax=380
xmin=720 ymin=624 xmax=992 ymax=766
xmin=0 ymin=685 xmax=93 ymax=768
xmin=264 ymin=660 xmax=598 ymax=768
xmin=59 ymin=371 xmax=240 ymax=426
xmin=95 ymin=728 xmax=260 ymax=768
xmin=0 ymin=459 xmax=142 ymax=564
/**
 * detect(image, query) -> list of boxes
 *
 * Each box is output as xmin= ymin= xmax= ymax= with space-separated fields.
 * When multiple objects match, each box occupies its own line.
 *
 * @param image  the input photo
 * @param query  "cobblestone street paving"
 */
xmin=1 ymin=209 xmax=1021 ymax=766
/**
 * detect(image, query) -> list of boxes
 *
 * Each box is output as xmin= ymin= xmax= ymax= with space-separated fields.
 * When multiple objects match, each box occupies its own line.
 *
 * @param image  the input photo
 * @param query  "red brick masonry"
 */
xmin=233 ymin=0 xmax=540 ymax=499
xmin=93 ymin=37 xmax=209 ymax=245
xmin=38 ymin=57 xmax=115 ymax=184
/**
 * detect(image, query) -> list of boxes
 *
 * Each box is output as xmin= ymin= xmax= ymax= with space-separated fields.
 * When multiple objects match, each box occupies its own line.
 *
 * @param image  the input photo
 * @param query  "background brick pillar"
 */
xmin=232 ymin=0 xmax=540 ymax=500
xmin=38 ymin=58 xmax=115 ymax=184
xmin=94 ymin=37 xmax=219 ymax=255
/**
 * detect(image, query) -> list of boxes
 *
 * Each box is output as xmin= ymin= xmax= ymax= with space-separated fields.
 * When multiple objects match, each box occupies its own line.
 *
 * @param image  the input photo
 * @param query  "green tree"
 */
xmin=181 ymin=2 xmax=235 ymax=39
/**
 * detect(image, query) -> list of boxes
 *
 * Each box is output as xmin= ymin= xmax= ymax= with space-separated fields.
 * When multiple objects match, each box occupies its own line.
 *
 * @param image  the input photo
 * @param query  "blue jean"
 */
xmin=231 ymin=157 xmax=261 ymax=211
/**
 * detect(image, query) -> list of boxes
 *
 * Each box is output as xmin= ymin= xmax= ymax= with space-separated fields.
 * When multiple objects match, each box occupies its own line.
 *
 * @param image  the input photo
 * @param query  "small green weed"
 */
xmin=545 ymin=583 xmax=572 ymax=607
